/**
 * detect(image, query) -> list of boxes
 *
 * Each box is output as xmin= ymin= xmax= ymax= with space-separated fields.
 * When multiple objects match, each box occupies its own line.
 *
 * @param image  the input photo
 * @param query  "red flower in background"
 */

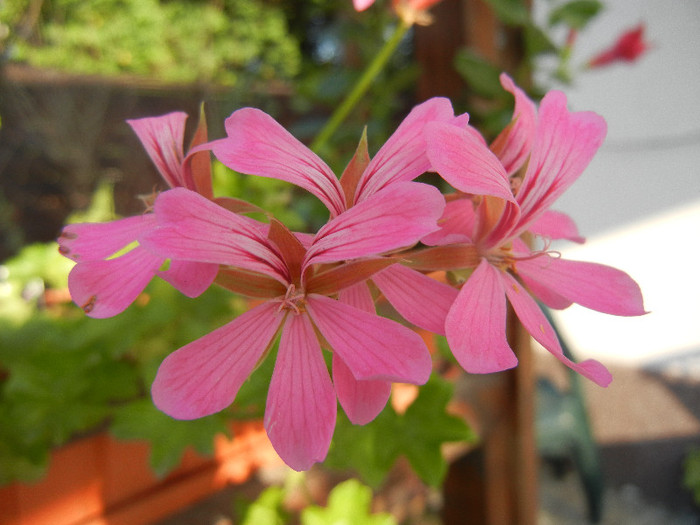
xmin=588 ymin=24 xmax=650 ymax=68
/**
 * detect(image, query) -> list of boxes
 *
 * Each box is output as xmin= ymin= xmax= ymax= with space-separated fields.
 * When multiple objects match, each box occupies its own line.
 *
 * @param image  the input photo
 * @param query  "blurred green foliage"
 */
xmin=0 ymin=182 xmax=265 ymax=483
xmin=301 ymin=479 xmax=396 ymax=525
xmin=2 ymin=0 xmax=301 ymax=86
xmin=238 ymin=478 xmax=396 ymax=525
xmin=684 ymin=447 xmax=700 ymax=506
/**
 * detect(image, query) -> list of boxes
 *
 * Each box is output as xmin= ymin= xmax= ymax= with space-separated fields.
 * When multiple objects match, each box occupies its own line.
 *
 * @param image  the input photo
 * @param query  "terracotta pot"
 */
xmin=0 ymin=420 xmax=282 ymax=525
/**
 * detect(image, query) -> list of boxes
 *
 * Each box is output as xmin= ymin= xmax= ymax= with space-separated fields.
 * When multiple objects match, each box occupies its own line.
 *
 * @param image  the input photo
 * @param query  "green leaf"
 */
xmin=325 ymin=375 xmax=476 ymax=487
xmin=325 ymin=404 xmax=401 ymax=487
xmin=524 ymin=23 xmax=558 ymax=57
xmin=548 ymin=1 xmax=604 ymax=30
xmin=453 ymin=49 xmax=509 ymax=100
xmin=240 ymin=486 xmax=288 ymax=525
xmin=301 ymin=479 xmax=396 ymax=525
xmin=399 ymin=376 xmax=477 ymax=486
xmin=110 ymin=399 xmax=230 ymax=477
xmin=482 ymin=0 xmax=530 ymax=26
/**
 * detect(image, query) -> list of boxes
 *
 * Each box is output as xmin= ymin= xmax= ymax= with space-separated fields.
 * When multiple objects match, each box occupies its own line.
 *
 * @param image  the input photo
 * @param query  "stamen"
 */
xmin=486 ymin=240 xmax=560 ymax=271
xmin=277 ymin=284 xmax=306 ymax=314
xmin=138 ymin=185 xmax=160 ymax=213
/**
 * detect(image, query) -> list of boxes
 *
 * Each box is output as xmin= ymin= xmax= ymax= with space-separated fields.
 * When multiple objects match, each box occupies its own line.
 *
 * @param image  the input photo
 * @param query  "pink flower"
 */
xmin=58 ymin=112 xmax=218 ymax=318
xmin=422 ymin=75 xmax=646 ymax=386
xmin=209 ymin=99 xmax=472 ymax=337
xmin=588 ymin=24 xmax=650 ymax=68
xmin=353 ymin=0 xmax=444 ymax=19
xmin=142 ymin=184 xmax=443 ymax=470
xmin=353 ymin=0 xmax=375 ymax=11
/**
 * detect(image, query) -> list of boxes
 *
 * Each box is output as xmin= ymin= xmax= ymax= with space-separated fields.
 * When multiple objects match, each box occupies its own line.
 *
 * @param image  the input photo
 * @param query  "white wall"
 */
xmin=533 ymin=0 xmax=700 ymax=370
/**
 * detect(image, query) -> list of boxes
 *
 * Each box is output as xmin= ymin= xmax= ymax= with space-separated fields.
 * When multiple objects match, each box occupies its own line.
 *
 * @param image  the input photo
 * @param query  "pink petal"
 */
xmin=306 ymin=294 xmax=432 ymax=385
xmin=527 ymin=209 xmax=585 ymax=243
xmin=333 ymin=353 xmax=391 ymax=425
xmin=421 ymin=198 xmax=475 ymax=246
xmin=445 ymin=259 xmax=518 ymax=373
xmin=353 ymin=0 xmax=375 ymax=11
xmin=58 ymin=215 xmax=157 ymax=262
xmin=502 ymin=271 xmax=612 ymax=387
xmin=515 ymin=91 xmax=607 ymax=233
xmin=210 ymin=108 xmax=345 ymax=217
xmin=372 ymin=264 xmax=458 ymax=335
xmin=304 ymin=182 xmax=445 ymax=267
xmin=152 ymin=301 xmax=283 ymax=419
xmin=143 ymin=188 xmax=288 ymax=283
xmin=517 ymin=269 xmax=573 ymax=310
xmin=515 ymin=255 xmax=646 ymax=316
xmin=127 ymin=112 xmax=187 ymax=189
xmin=68 ymin=246 xmax=163 ymax=318
xmin=426 ymin=121 xmax=514 ymax=201
xmin=338 ymin=281 xmax=376 ymax=313
xmin=158 ymin=260 xmax=219 ymax=298
xmin=265 ymin=313 xmax=336 ymax=471
xmin=354 ymin=97 xmax=457 ymax=203
xmin=491 ymin=73 xmax=537 ymax=176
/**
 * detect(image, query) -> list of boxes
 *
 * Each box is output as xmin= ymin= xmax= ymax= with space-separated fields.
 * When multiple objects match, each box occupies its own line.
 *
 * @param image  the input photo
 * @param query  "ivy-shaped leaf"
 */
xmin=325 ymin=375 xmax=476 ymax=487
xmin=399 ymin=376 xmax=477 ymax=486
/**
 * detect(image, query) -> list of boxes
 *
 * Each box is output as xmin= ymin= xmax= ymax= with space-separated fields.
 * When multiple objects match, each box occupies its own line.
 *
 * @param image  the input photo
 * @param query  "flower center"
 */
xmin=277 ymin=284 xmax=306 ymax=314
xmin=486 ymin=242 xmax=560 ymax=272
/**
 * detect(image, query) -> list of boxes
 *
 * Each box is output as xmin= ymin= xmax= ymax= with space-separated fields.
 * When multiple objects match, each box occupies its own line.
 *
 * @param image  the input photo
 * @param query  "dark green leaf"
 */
xmin=524 ymin=23 xmax=558 ymax=57
xmin=325 ymin=406 xmax=401 ymax=487
xmin=548 ymin=1 xmax=604 ymax=30
xmin=453 ymin=49 xmax=508 ymax=100
xmin=326 ymin=375 xmax=476 ymax=487
xmin=399 ymin=376 xmax=477 ymax=486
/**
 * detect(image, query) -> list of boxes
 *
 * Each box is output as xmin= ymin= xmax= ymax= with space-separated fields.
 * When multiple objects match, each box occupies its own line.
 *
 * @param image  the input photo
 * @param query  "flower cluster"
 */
xmin=58 ymin=74 xmax=645 ymax=471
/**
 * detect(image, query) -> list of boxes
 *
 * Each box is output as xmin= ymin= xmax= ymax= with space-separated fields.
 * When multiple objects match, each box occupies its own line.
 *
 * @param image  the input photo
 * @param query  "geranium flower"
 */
xmin=421 ymin=76 xmax=646 ymax=386
xmin=142 ymin=183 xmax=443 ymax=470
xmin=588 ymin=24 xmax=650 ymax=68
xmin=57 ymin=112 xmax=218 ymax=318
xmin=209 ymin=98 xmax=498 ymax=339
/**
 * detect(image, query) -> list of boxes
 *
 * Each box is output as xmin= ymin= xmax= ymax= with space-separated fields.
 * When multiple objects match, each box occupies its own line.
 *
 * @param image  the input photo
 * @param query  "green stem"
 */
xmin=310 ymin=19 xmax=411 ymax=154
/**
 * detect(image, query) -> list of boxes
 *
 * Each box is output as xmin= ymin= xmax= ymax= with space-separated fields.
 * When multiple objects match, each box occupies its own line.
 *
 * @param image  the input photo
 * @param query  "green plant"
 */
xmin=3 ymin=0 xmax=301 ymax=86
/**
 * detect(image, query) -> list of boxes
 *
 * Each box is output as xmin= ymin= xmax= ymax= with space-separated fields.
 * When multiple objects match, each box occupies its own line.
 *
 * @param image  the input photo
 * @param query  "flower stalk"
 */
xmin=310 ymin=19 xmax=411 ymax=155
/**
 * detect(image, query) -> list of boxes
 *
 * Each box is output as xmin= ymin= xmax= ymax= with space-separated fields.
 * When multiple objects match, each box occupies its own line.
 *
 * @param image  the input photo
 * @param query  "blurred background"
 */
xmin=0 ymin=0 xmax=698 ymax=524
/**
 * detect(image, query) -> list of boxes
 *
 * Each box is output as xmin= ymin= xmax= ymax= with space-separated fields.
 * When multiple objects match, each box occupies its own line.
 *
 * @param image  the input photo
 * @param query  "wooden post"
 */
xmin=414 ymin=2 xmax=538 ymax=524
